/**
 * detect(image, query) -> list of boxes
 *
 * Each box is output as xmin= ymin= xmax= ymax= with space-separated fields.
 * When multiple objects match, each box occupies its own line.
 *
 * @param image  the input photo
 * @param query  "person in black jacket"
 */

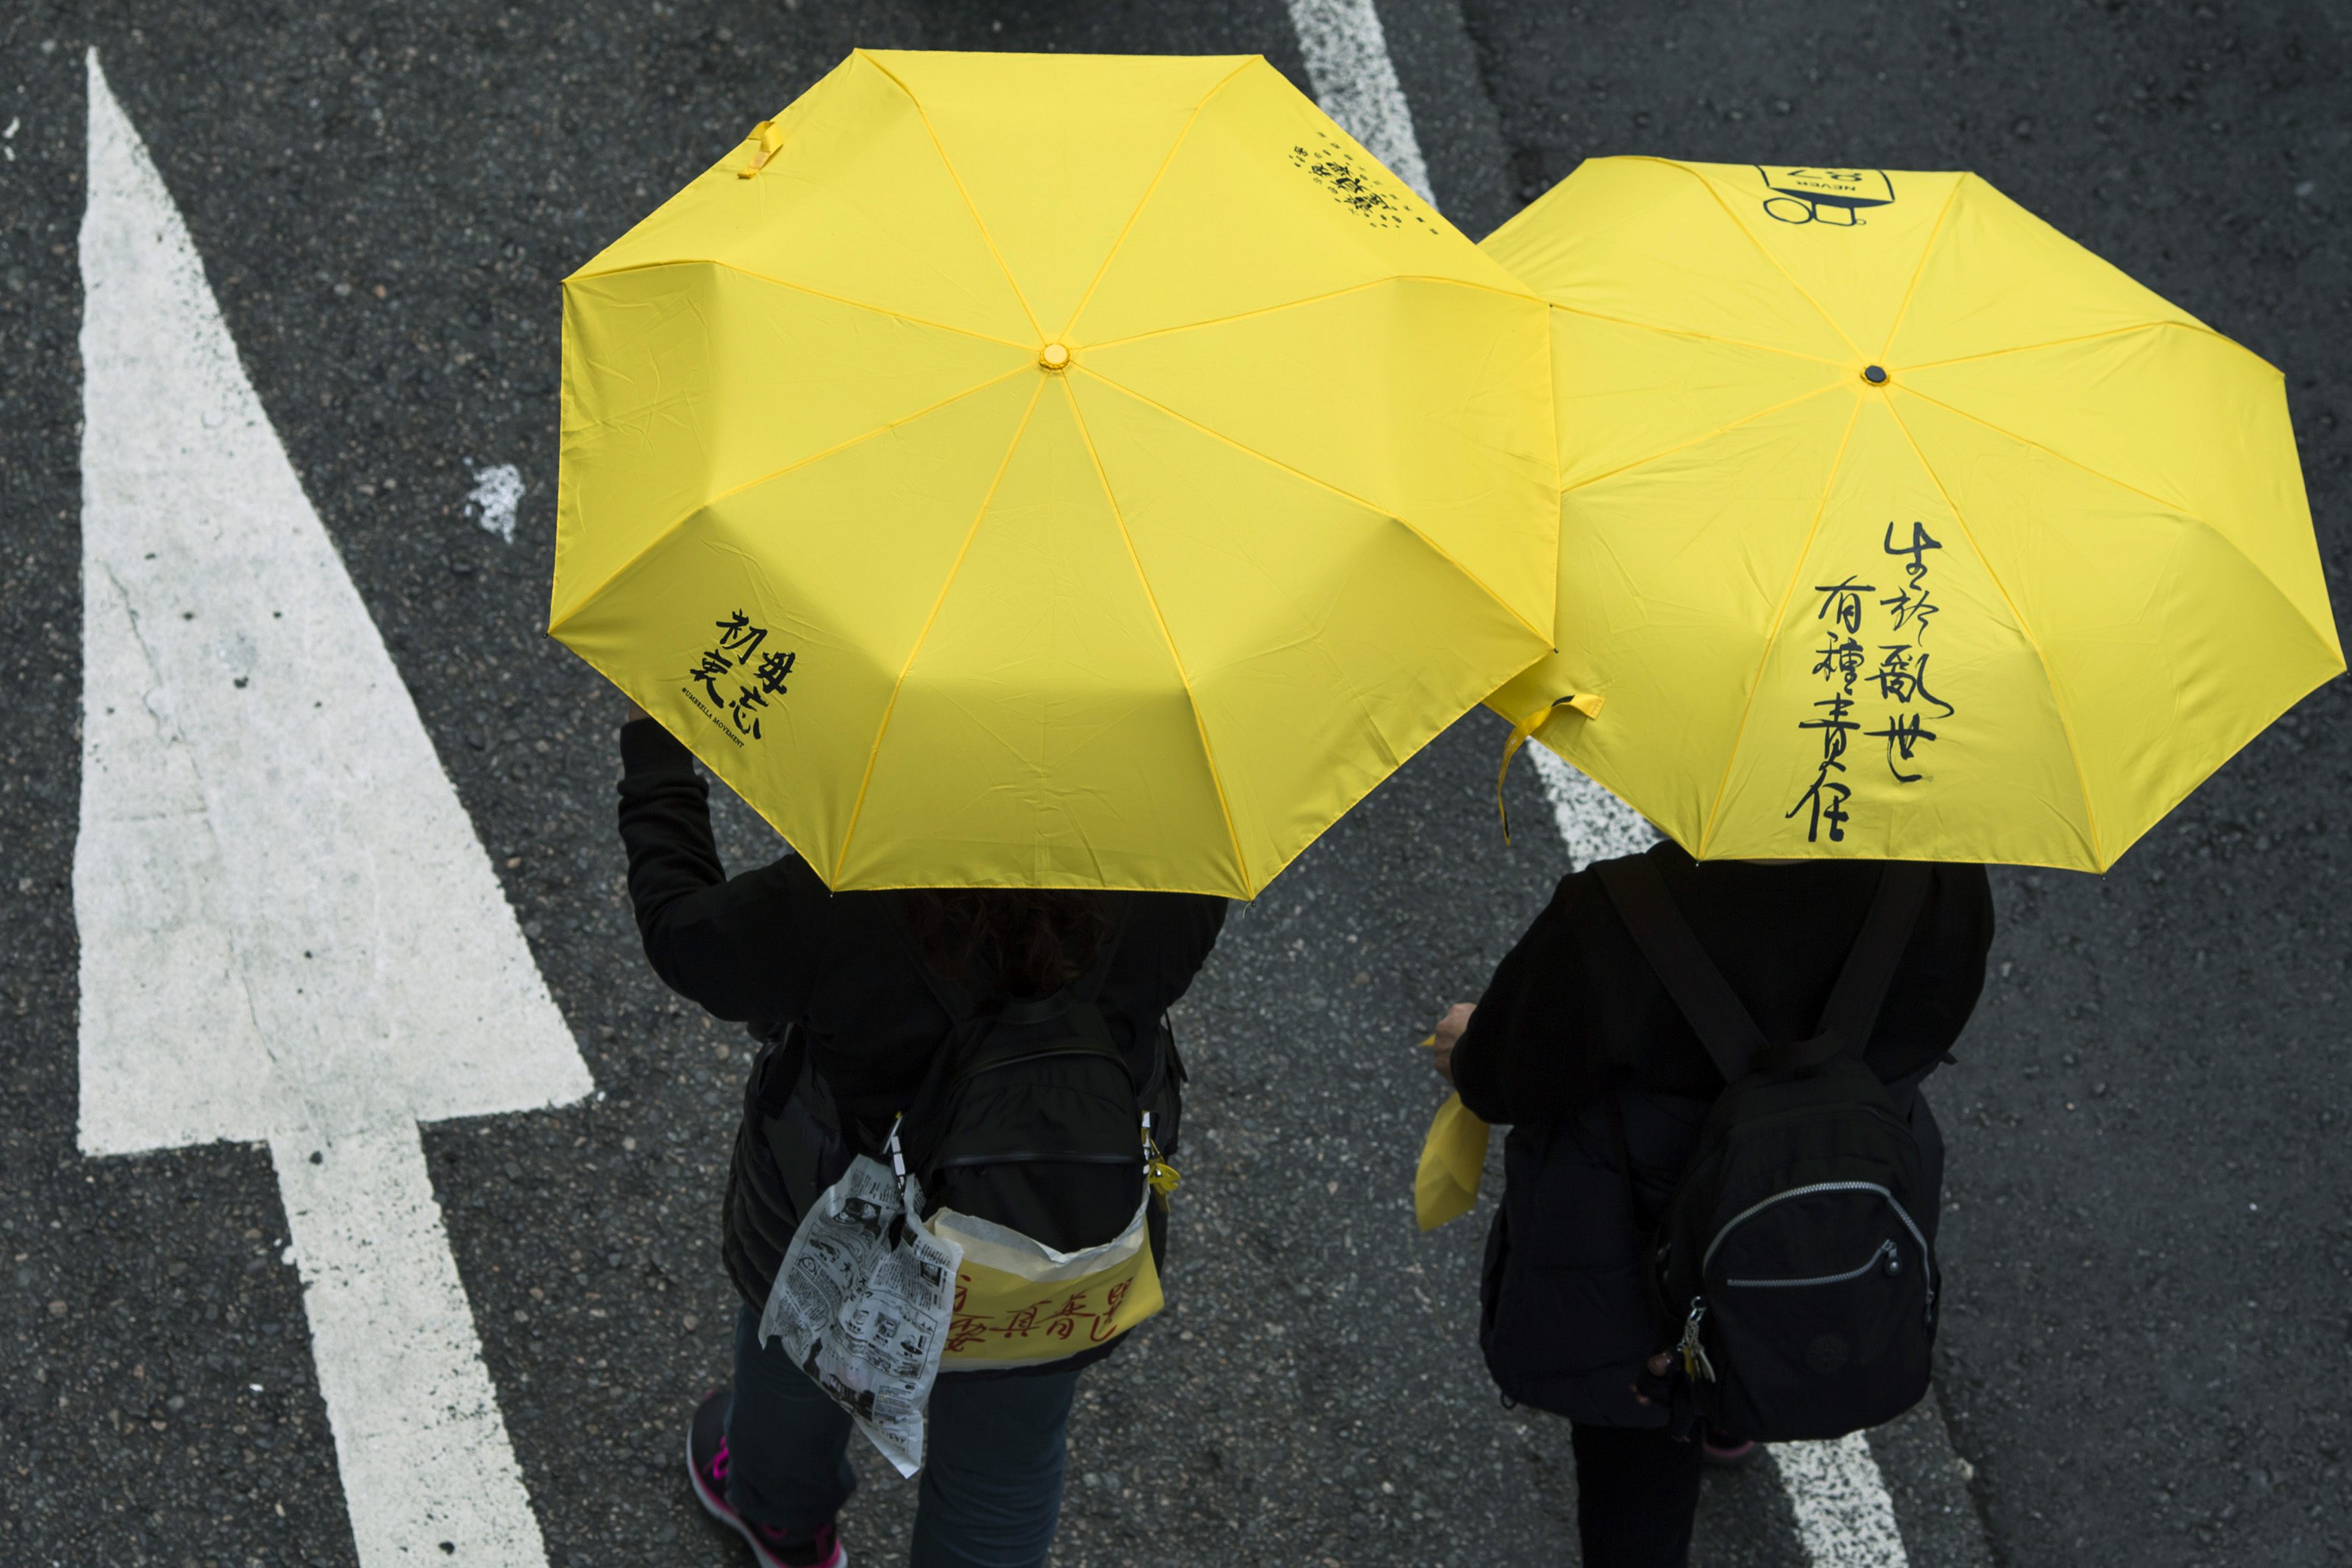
xmin=1429 ymin=841 xmax=1992 ymax=1568
xmin=616 ymin=710 xmax=1225 ymax=1568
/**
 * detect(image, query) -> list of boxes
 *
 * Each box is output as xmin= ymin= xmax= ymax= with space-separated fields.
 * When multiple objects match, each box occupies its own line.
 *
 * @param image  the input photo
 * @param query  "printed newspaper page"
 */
xmin=758 ymin=1156 xmax=963 ymax=1476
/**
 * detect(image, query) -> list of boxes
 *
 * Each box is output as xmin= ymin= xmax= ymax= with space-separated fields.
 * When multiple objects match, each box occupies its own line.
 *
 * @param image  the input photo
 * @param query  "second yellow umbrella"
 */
xmin=554 ymin=50 xmax=1557 ymax=894
xmin=1486 ymin=157 xmax=2340 ymax=870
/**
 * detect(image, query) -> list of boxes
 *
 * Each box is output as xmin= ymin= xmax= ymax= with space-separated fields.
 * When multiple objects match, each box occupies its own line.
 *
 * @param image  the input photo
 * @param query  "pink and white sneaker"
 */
xmin=686 ymin=1388 xmax=848 ymax=1568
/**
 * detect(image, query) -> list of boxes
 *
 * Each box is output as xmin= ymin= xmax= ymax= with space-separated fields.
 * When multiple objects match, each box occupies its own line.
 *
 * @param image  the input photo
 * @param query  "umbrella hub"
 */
xmin=1038 ymin=342 xmax=1073 ymax=373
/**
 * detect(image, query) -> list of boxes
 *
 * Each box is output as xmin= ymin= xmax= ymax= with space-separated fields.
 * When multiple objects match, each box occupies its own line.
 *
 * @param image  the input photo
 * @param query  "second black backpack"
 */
xmin=1597 ymin=855 xmax=1942 ymax=1442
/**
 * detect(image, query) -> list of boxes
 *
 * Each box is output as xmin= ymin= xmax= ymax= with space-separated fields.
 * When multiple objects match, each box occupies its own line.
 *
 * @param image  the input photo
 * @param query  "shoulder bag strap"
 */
xmin=1815 ymin=863 xmax=1935 ymax=1054
xmin=1595 ymin=853 xmax=1771 ymax=1086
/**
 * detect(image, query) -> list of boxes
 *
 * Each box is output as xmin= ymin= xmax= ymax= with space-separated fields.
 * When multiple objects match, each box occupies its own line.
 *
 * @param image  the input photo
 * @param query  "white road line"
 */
xmin=1527 ymin=745 xmax=1660 ymax=870
xmin=1286 ymin=4 xmax=1923 ymax=1559
xmin=76 ymin=50 xmax=587 ymax=1567
xmin=1772 ymin=1434 xmax=1914 ymax=1568
xmin=1282 ymin=0 xmax=1437 ymax=204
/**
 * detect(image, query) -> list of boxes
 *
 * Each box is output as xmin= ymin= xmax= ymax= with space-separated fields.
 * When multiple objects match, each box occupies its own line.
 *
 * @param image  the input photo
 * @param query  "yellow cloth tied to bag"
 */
xmin=1415 ymin=1093 xmax=1491 ymax=1231
xmin=931 ymin=1196 xmax=1164 ymax=1367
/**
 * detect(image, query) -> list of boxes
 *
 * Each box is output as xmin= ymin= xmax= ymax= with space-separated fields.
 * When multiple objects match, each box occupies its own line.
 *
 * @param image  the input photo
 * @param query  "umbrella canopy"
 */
xmin=553 ymin=50 xmax=1556 ymax=896
xmin=1484 ymin=157 xmax=2341 ymax=870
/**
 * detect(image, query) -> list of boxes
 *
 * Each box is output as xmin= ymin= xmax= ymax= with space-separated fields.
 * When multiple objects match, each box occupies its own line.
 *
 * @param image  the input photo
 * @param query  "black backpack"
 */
xmin=1596 ymin=855 xmax=1941 ymax=1442
xmin=890 ymin=957 xmax=1177 ymax=1257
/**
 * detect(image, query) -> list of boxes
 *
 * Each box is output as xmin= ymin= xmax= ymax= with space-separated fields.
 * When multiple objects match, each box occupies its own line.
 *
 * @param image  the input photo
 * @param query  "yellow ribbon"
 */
xmin=737 ymin=119 xmax=788 ymax=179
xmin=1415 ymin=1092 xmax=1491 ymax=1231
xmin=1495 ymin=694 xmax=1605 ymax=844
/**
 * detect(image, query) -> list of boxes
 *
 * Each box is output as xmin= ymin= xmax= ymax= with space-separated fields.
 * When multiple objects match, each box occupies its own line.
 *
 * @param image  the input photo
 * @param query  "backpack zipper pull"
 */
xmin=1141 ymin=1113 xmax=1181 ymax=1196
xmin=1677 ymin=1298 xmax=1716 ymax=1383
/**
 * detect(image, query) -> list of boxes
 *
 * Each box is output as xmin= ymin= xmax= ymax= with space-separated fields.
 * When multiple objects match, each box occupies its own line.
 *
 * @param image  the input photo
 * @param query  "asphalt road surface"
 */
xmin=3 ymin=2 xmax=2349 ymax=1566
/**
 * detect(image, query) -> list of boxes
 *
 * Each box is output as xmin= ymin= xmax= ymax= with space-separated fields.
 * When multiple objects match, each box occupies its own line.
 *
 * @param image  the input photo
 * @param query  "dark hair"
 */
xmin=905 ymin=889 xmax=1112 ymax=1000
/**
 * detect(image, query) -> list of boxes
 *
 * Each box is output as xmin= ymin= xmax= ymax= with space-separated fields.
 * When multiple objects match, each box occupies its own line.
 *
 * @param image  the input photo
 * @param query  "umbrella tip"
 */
xmin=1862 ymin=364 xmax=1889 ymax=386
xmin=1039 ymin=343 xmax=1071 ymax=372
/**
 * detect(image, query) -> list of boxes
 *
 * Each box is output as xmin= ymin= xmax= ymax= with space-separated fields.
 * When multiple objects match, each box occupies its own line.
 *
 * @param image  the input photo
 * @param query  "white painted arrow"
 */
xmin=74 ymin=51 xmax=587 ymax=1568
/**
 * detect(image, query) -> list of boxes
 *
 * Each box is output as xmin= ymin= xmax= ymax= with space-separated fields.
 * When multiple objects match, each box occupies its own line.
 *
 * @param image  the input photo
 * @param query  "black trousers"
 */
xmin=1570 ymin=1423 xmax=1704 ymax=1568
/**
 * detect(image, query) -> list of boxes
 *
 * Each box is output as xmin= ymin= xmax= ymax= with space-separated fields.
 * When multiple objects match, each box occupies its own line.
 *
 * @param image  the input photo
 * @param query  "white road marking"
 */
xmin=1282 ymin=5 xmax=1924 ymax=1561
xmin=466 ymin=460 xmax=526 ymax=543
xmin=1527 ymin=745 xmax=1660 ymax=871
xmin=76 ymin=50 xmax=587 ymax=1568
xmin=1773 ymin=1434 xmax=1915 ymax=1567
xmin=1282 ymin=0 xmax=1436 ymax=204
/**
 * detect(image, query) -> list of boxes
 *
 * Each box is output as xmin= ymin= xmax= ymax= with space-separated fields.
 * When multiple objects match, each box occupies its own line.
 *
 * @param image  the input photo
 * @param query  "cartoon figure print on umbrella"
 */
xmin=1756 ymin=164 xmax=1896 ymax=226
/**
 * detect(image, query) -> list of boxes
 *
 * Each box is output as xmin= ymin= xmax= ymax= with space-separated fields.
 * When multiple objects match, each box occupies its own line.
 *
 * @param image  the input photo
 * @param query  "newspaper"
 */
xmin=757 ymin=1156 xmax=963 ymax=1476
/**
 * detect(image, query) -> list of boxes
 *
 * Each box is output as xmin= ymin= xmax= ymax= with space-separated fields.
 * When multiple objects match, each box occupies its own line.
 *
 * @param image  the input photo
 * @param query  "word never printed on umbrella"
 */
xmin=1788 ymin=522 xmax=1959 ymax=844
xmin=683 ymin=609 xmax=797 ymax=746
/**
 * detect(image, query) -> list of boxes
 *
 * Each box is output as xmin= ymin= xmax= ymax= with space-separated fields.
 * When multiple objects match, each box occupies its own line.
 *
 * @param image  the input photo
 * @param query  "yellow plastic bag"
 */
xmin=1415 ymin=1093 xmax=1492 ymax=1231
xmin=930 ymin=1196 xmax=1164 ymax=1368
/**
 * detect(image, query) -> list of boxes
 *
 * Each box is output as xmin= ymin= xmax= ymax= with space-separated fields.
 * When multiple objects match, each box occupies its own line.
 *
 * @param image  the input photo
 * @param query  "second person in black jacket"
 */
xmin=616 ymin=712 xmax=1226 ymax=1568
xmin=1431 ymin=840 xmax=1993 ymax=1568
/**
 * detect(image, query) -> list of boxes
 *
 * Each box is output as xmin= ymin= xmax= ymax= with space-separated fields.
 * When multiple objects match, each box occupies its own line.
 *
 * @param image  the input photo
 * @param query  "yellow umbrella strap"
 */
xmin=737 ymin=120 xmax=787 ymax=179
xmin=1495 ymin=694 xmax=1605 ymax=844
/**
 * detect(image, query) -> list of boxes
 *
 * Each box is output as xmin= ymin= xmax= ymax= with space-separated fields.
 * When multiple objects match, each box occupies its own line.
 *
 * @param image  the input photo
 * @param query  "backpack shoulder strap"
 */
xmin=1595 ymin=853 xmax=1770 ymax=1085
xmin=1816 ymin=863 xmax=1934 ymax=1053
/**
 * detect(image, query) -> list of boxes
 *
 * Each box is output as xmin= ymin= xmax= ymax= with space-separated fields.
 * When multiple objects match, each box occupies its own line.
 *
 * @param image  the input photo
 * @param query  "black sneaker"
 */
xmin=686 ymin=1387 xmax=848 ymax=1568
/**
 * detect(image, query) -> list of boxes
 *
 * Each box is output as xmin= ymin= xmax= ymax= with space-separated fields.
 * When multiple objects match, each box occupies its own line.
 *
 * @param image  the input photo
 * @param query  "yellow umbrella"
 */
xmin=553 ymin=50 xmax=1556 ymax=895
xmin=1484 ymin=158 xmax=2341 ymax=869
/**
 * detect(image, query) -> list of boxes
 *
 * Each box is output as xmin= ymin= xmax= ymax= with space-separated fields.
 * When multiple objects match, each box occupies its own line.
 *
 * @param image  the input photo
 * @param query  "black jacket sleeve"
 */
xmin=1450 ymin=873 xmax=1620 ymax=1125
xmin=615 ymin=717 xmax=835 ymax=1025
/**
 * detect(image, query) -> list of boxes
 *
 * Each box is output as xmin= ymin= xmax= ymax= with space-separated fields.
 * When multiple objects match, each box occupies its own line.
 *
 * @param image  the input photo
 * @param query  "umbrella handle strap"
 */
xmin=1495 ymin=694 xmax=1605 ymax=844
xmin=737 ymin=120 xmax=788 ymax=179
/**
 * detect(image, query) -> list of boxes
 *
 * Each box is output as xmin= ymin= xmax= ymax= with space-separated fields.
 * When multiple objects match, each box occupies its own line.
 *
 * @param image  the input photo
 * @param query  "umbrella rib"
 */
xmin=1071 ymin=365 xmax=1550 ymax=646
xmin=1895 ymin=317 xmax=2249 ymax=374
xmin=1562 ymin=382 xmax=1847 ymax=498
xmin=1694 ymin=394 xmax=1864 ymax=859
xmin=569 ymin=257 xmax=1035 ymax=350
xmin=1874 ymin=175 xmax=1968 ymax=364
xmin=1881 ymin=396 xmax=2107 ymax=867
xmin=1081 ymin=273 xmax=1540 ymax=354
xmin=1056 ymin=57 xmax=1257 ymax=344
xmin=548 ymin=364 xmax=1036 ymax=635
xmin=1644 ymin=157 xmax=1864 ymax=363
xmin=862 ymin=54 xmax=1047 ymax=345
xmin=831 ymin=376 xmax=1050 ymax=885
xmin=1893 ymin=382 xmax=2343 ymax=660
xmin=1058 ymin=378 xmax=1254 ymax=891
xmin=1541 ymin=301 xmax=1849 ymax=367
